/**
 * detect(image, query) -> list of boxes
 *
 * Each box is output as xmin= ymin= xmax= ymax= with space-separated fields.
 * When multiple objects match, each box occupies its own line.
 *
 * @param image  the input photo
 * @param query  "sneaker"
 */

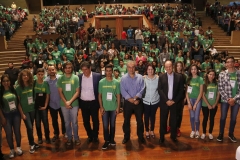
xmin=201 ymin=134 xmax=206 ymax=139
xmin=9 ymin=149 xmax=15 ymax=158
xmin=209 ymin=134 xmax=214 ymax=140
xmin=16 ymin=147 xmax=23 ymax=156
xmin=102 ymin=141 xmax=109 ymax=150
xmin=228 ymin=134 xmax=237 ymax=143
xmin=217 ymin=133 xmax=223 ymax=142
xmin=110 ymin=140 xmax=116 ymax=146
xmin=52 ymin=135 xmax=59 ymax=142
xmin=29 ymin=145 xmax=35 ymax=154
xmin=38 ymin=139 xmax=43 ymax=144
xmin=177 ymin=129 xmax=181 ymax=137
xmin=34 ymin=143 xmax=40 ymax=148
xmin=75 ymin=139 xmax=81 ymax=146
xmin=64 ymin=133 xmax=68 ymax=138
xmin=195 ymin=131 xmax=200 ymax=138
xmin=66 ymin=139 xmax=72 ymax=146
xmin=190 ymin=131 xmax=195 ymax=138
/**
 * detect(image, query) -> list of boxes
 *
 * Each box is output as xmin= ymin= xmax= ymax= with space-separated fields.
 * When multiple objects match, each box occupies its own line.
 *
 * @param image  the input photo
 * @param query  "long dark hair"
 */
xmin=0 ymin=74 xmax=19 ymax=109
xmin=203 ymin=69 xmax=217 ymax=92
xmin=187 ymin=64 xmax=199 ymax=86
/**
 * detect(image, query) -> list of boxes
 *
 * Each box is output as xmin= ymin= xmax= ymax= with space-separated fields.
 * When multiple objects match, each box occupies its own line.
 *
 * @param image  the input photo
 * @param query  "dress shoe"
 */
xmin=171 ymin=137 xmax=178 ymax=142
xmin=87 ymin=137 xmax=93 ymax=143
xmin=159 ymin=138 xmax=165 ymax=144
xmin=93 ymin=138 xmax=99 ymax=143
xmin=138 ymin=137 xmax=146 ymax=144
xmin=122 ymin=138 xmax=129 ymax=144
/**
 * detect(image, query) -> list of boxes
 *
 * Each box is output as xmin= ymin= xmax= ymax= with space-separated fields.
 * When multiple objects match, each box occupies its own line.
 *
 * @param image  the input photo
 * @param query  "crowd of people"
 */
xmin=0 ymin=1 xmax=240 ymax=160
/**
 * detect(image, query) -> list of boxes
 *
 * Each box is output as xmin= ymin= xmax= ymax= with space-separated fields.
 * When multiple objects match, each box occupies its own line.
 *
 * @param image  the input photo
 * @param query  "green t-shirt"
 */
xmin=62 ymin=48 xmax=75 ymax=61
xmin=188 ymin=76 xmax=204 ymax=99
xmin=201 ymin=62 xmax=211 ymax=71
xmin=230 ymin=72 xmax=237 ymax=97
xmin=57 ymin=74 xmax=79 ymax=107
xmin=16 ymin=86 xmax=35 ymax=113
xmin=30 ymin=53 xmax=38 ymax=61
xmin=175 ymin=56 xmax=184 ymax=62
xmin=120 ymin=51 xmax=125 ymax=60
xmin=2 ymin=90 xmax=18 ymax=113
xmin=89 ymin=42 xmax=97 ymax=53
xmin=214 ymin=63 xmax=223 ymax=74
xmin=52 ymin=51 xmax=61 ymax=62
xmin=118 ymin=66 xmax=127 ymax=77
xmin=34 ymin=81 xmax=50 ymax=94
xmin=202 ymin=83 xmax=218 ymax=107
xmin=98 ymin=78 xmax=120 ymax=111
xmin=47 ymin=60 xmax=56 ymax=65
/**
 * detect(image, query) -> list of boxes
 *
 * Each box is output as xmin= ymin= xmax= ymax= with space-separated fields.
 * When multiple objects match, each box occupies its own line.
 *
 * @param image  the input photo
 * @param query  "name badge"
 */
xmin=9 ymin=101 xmax=16 ymax=111
xmin=187 ymin=60 xmax=190 ymax=63
xmin=121 ymin=72 xmax=124 ymax=76
xmin=91 ymin=46 xmax=94 ymax=49
xmin=152 ymin=38 xmax=155 ymax=41
xmin=230 ymin=80 xmax=236 ymax=88
xmin=206 ymin=44 xmax=208 ymax=47
xmin=67 ymin=50 xmax=70 ymax=53
xmin=172 ymin=40 xmax=174 ymax=43
xmin=91 ymin=60 xmax=94 ymax=64
xmin=28 ymin=97 xmax=33 ymax=105
xmin=187 ymin=86 xmax=192 ymax=94
xmin=66 ymin=84 xmax=71 ymax=91
xmin=56 ymin=56 xmax=58 ymax=58
xmin=208 ymin=92 xmax=214 ymax=99
xmin=216 ymin=69 xmax=219 ymax=72
xmin=39 ymin=60 xmax=42 ymax=64
xmin=102 ymin=70 xmax=105 ymax=75
xmin=163 ymin=58 xmax=166 ymax=62
xmin=185 ymin=44 xmax=187 ymax=48
xmin=106 ymin=92 xmax=113 ymax=101
xmin=38 ymin=93 xmax=43 ymax=96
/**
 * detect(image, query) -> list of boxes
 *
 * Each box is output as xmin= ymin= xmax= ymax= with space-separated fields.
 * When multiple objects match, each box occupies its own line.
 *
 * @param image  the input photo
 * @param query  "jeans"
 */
xmin=202 ymin=106 xmax=218 ymax=134
xmin=189 ymin=99 xmax=202 ymax=131
xmin=35 ymin=109 xmax=50 ymax=140
xmin=61 ymin=106 xmax=79 ymax=140
xmin=49 ymin=107 xmax=66 ymax=136
xmin=102 ymin=111 xmax=116 ymax=142
xmin=143 ymin=103 xmax=159 ymax=132
xmin=3 ymin=111 xmax=21 ymax=149
xmin=219 ymin=102 xmax=239 ymax=135
xmin=23 ymin=110 xmax=35 ymax=145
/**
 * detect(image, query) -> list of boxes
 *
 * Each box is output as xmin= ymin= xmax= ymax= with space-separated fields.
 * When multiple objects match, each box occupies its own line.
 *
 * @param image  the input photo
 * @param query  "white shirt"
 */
xmin=209 ymin=48 xmax=218 ymax=56
xmin=167 ymin=73 xmax=174 ymax=100
xmin=80 ymin=72 xmax=95 ymax=101
xmin=135 ymin=29 xmax=142 ymax=40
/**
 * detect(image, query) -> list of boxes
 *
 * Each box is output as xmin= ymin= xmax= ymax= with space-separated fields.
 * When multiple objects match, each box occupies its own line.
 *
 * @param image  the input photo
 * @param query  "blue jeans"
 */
xmin=23 ymin=110 xmax=35 ymax=145
xmin=219 ymin=102 xmax=239 ymax=135
xmin=102 ymin=111 xmax=116 ymax=142
xmin=61 ymin=106 xmax=79 ymax=140
xmin=189 ymin=99 xmax=202 ymax=131
xmin=3 ymin=111 xmax=21 ymax=149
xmin=35 ymin=109 xmax=50 ymax=140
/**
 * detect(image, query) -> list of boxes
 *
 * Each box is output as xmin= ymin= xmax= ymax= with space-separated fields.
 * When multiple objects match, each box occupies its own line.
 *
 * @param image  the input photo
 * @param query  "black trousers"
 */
xmin=160 ymin=104 xmax=177 ymax=139
xmin=123 ymin=100 xmax=144 ymax=139
xmin=49 ymin=107 xmax=66 ymax=136
xmin=202 ymin=106 xmax=218 ymax=134
xmin=176 ymin=100 xmax=185 ymax=129
xmin=80 ymin=100 xmax=99 ymax=139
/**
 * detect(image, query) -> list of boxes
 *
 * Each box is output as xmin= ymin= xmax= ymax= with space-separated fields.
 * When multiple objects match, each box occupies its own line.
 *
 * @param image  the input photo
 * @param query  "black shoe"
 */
xmin=102 ymin=141 xmax=109 ymax=150
xmin=170 ymin=137 xmax=178 ymax=143
xmin=87 ymin=137 xmax=93 ymax=143
xmin=159 ymin=138 xmax=165 ymax=144
xmin=52 ymin=135 xmax=59 ymax=142
xmin=122 ymin=138 xmax=129 ymax=144
xmin=93 ymin=138 xmax=99 ymax=143
xmin=34 ymin=143 xmax=40 ymax=148
xmin=38 ymin=139 xmax=43 ymax=144
xmin=228 ymin=134 xmax=237 ymax=143
xmin=46 ymin=138 xmax=51 ymax=144
xmin=110 ymin=140 xmax=116 ymax=146
xmin=217 ymin=134 xmax=223 ymax=142
xmin=0 ymin=150 xmax=4 ymax=159
xmin=138 ymin=137 xmax=146 ymax=144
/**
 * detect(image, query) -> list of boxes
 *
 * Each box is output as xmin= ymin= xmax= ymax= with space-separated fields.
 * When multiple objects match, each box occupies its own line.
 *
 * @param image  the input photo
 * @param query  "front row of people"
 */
xmin=0 ymin=57 xmax=239 ymax=159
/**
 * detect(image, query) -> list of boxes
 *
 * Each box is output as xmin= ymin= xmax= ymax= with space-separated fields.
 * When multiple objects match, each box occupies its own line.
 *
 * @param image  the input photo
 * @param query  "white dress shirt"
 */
xmin=81 ymin=72 xmax=95 ymax=101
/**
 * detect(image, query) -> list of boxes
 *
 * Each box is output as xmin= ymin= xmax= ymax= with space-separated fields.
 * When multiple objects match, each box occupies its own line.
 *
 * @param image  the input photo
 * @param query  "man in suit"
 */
xmin=79 ymin=61 xmax=102 ymax=143
xmin=158 ymin=60 xmax=184 ymax=143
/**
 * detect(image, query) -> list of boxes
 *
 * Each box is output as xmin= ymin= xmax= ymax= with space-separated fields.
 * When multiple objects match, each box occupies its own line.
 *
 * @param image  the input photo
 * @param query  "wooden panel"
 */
xmin=0 ymin=36 xmax=7 ymax=51
xmin=100 ymin=19 xmax=116 ymax=29
xmin=231 ymin=31 xmax=240 ymax=45
xmin=123 ymin=18 xmax=139 ymax=28
xmin=31 ymin=34 xmax=59 ymax=42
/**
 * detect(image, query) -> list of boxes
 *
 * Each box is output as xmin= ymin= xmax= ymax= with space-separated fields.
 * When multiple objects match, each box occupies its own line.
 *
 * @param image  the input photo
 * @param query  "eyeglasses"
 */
xmin=2 ymin=80 xmax=10 ymax=82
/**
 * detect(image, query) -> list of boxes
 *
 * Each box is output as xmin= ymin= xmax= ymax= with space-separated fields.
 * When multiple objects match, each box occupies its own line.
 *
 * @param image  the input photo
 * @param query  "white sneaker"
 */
xmin=209 ymin=134 xmax=214 ymax=140
xmin=16 ymin=147 xmax=23 ymax=156
xmin=190 ymin=131 xmax=195 ymax=138
xmin=195 ymin=131 xmax=200 ymax=138
xmin=201 ymin=134 xmax=206 ymax=139
xmin=29 ymin=145 xmax=35 ymax=154
xmin=9 ymin=149 xmax=15 ymax=158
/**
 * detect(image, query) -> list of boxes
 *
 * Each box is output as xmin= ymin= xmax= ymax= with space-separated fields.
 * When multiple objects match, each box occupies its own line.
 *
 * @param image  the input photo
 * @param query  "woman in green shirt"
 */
xmin=16 ymin=69 xmax=39 ymax=153
xmin=56 ymin=63 xmax=63 ymax=75
xmin=201 ymin=69 xmax=220 ymax=140
xmin=0 ymin=74 xmax=23 ymax=158
xmin=186 ymin=64 xmax=204 ymax=139
xmin=47 ymin=54 xmax=56 ymax=67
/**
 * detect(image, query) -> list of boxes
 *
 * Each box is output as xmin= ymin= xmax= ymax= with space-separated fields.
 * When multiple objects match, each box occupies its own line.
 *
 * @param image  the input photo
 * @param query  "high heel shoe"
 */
xmin=150 ymin=131 xmax=155 ymax=139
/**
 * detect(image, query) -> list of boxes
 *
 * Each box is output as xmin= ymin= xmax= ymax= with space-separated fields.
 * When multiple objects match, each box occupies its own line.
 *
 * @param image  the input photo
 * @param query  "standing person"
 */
xmin=201 ymin=69 xmax=220 ymax=140
xmin=4 ymin=62 xmax=19 ymax=87
xmin=98 ymin=64 xmax=120 ymax=149
xmin=0 ymin=74 xmax=22 ymax=158
xmin=120 ymin=61 xmax=145 ymax=144
xmin=79 ymin=61 xmax=101 ymax=143
xmin=16 ymin=69 xmax=39 ymax=153
xmin=186 ymin=64 xmax=204 ymax=139
xmin=217 ymin=56 xmax=240 ymax=142
xmin=174 ymin=61 xmax=187 ymax=137
xmin=158 ymin=60 xmax=184 ymax=143
xmin=142 ymin=64 xmax=160 ymax=139
xmin=34 ymin=68 xmax=50 ymax=144
xmin=45 ymin=65 xmax=66 ymax=142
xmin=57 ymin=62 xmax=80 ymax=146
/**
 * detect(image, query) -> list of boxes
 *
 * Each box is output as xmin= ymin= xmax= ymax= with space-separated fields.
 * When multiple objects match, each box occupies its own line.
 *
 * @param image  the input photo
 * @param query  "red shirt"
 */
xmin=122 ymin=31 xmax=127 ymax=39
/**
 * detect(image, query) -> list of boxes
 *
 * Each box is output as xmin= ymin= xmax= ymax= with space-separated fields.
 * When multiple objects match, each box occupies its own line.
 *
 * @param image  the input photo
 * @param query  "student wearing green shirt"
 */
xmin=47 ymin=54 xmax=56 ymax=67
xmin=16 ymin=69 xmax=39 ymax=153
xmin=186 ymin=64 xmax=204 ymax=139
xmin=98 ymin=64 xmax=120 ymax=150
xmin=118 ymin=60 xmax=127 ymax=77
xmin=175 ymin=51 xmax=184 ymax=63
xmin=214 ymin=58 xmax=224 ymax=76
xmin=0 ymin=74 xmax=23 ymax=158
xmin=113 ymin=69 xmax=121 ymax=82
xmin=34 ymin=68 xmax=50 ymax=144
xmin=51 ymin=46 xmax=61 ymax=63
xmin=57 ymin=62 xmax=80 ymax=146
xmin=62 ymin=43 xmax=75 ymax=62
xmin=201 ymin=69 xmax=220 ymax=140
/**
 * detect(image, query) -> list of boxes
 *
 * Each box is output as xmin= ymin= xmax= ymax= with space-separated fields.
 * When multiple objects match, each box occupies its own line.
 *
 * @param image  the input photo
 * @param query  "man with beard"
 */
xmin=4 ymin=62 xmax=19 ymax=87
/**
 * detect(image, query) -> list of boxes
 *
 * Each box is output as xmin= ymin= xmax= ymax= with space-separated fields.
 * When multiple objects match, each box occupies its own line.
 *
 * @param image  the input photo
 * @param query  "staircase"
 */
xmin=0 ymin=14 xmax=35 ymax=75
xmin=197 ymin=11 xmax=240 ymax=59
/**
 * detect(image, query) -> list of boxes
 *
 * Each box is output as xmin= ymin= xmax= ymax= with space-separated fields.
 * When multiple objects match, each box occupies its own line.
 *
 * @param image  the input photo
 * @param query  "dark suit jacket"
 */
xmin=78 ymin=72 xmax=101 ymax=102
xmin=158 ymin=72 xmax=184 ymax=107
